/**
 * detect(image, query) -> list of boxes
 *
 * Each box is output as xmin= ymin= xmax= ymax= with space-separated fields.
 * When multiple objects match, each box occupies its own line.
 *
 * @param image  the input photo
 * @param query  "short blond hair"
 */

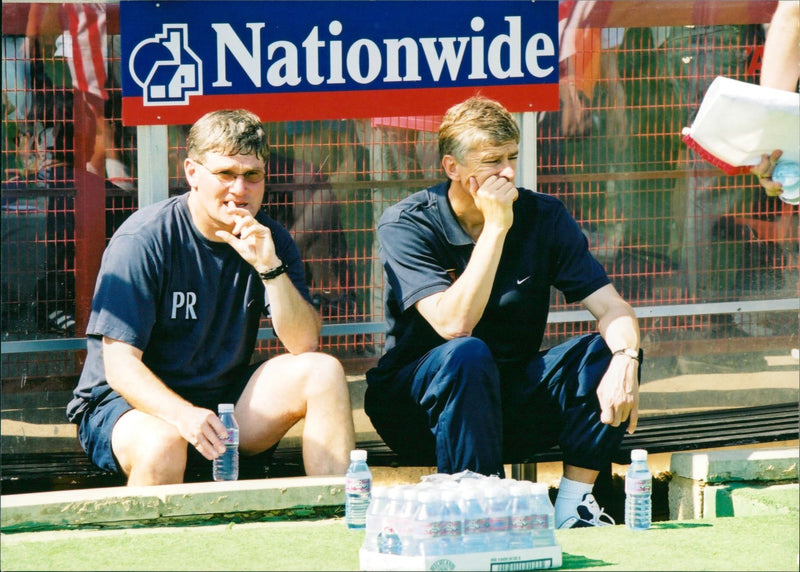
xmin=187 ymin=109 xmax=270 ymax=164
xmin=438 ymin=96 xmax=519 ymax=162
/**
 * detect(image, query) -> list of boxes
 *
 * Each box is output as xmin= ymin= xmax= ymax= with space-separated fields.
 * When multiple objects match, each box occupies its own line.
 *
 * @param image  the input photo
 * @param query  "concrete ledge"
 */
xmin=670 ymin=446 xmax=799 ymax=483
xmin=1 ymin=476 xmax=344 ymax=533
xmin=669 ymin=446 xmax=799 ymax=520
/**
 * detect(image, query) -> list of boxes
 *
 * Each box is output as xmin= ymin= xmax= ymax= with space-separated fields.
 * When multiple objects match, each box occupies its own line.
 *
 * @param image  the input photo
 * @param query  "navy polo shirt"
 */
xmin=67 ymin=193 xmax=311 ymax=422
xmin=372 ymin=182 xmax=610 ymax=377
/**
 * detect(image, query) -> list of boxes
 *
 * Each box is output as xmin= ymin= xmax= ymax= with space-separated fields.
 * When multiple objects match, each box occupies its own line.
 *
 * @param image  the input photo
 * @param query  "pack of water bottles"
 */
xmin=358 ymin=471 xmax=562 ymax=571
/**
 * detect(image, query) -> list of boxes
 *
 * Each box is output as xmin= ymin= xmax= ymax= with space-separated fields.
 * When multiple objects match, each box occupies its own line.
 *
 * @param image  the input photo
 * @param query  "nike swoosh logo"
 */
xmin=517 ymin=276 xmax=532 ymax=285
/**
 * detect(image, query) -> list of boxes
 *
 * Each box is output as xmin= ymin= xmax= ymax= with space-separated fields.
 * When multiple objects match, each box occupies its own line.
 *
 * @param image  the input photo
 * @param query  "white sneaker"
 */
xmin=558 ymin=493 xmax=616 ymax=528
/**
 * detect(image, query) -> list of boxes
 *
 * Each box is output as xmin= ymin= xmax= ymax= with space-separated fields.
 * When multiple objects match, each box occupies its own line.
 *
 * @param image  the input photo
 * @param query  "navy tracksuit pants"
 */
xmin=364 ymin=333 xmax=639 ymax=476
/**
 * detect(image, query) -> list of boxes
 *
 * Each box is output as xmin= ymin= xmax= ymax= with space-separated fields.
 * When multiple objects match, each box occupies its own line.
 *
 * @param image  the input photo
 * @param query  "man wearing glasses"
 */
xmin=67 ymin=109 xmax=355 ymax=485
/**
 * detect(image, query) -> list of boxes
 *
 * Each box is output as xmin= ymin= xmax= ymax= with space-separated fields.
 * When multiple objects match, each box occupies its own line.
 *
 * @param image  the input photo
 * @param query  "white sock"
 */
xmin=554 ymin=476 xmax=593 ymax=527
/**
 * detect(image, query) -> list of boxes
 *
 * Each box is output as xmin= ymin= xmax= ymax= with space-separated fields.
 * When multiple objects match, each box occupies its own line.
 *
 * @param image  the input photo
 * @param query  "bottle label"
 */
xmin=346 ymin=478 xmax=371 ymax=495
xmin=464 ymin=517 xmax=491 ymax=535
xmin=511 ymin=514 xmax=533 ymax=532
xmin=489 ymin=516 xmax=510 ymax=533
xmin=530 ymin=514 xmax=550 ymax=530
xmin=415 ymin=521 xmax=446 ymax=538
xmin=625 ymin=478 xmax=652 ymax=495
xmin=442 ymin=519 xmax=462 ymax=537
xmin=219 ymin=426 xmax=238 ymax=446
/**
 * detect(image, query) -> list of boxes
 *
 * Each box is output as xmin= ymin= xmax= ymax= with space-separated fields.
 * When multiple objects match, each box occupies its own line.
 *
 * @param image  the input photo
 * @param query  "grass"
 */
xmin=2 ymin=513 xmax=798 ymax=571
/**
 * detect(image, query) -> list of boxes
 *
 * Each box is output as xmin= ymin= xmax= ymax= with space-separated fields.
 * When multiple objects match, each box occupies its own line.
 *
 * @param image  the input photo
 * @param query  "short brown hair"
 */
xmin=187 ymin=109 xmax=270 ymax=164
xmin=438 ymin=96 xmax=519 ymax=162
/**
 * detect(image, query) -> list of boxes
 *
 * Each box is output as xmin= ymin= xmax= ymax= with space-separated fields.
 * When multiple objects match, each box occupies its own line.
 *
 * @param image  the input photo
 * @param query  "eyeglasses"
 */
xmin=194 ymin=160 xmax=265 ymax=185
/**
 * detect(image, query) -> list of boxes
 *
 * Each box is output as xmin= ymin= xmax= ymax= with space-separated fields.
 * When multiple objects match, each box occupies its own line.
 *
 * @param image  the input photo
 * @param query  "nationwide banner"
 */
xmin=120 ymin=0 xmax=559 ymax=125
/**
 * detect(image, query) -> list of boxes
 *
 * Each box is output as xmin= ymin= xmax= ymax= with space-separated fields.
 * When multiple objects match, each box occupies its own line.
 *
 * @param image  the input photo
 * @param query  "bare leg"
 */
xmin=235 ymin=352 xmax=355 ymax=475
xmin=563 ymin=463 xmax=599 ymax=484
xmin=111 ymin=409 xmax=188 ymax=486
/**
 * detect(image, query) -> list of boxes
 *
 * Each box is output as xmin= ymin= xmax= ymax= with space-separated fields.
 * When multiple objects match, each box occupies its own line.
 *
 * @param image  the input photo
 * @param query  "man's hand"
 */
xmin=596 ymin=355 xmax=639 ymax=434
xmin=560 ymin=81 xmax=592 ymax=137
xmin=470 ymin=174 xmax=517 ymax=231
xmin=751 ymin=150 xmax=785 ymax=198
xmin=215 ymin=201 xmax=281 ymax=272
xmin=176 ymin=406 xmax=229 ymax=460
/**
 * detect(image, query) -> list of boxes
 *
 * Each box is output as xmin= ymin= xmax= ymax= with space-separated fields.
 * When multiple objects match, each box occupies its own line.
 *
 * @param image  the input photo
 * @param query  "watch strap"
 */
xmin=612 ymin=348 xmax=641 ymax=362
xmin=259 ymin=263 xmax=288 ymax=281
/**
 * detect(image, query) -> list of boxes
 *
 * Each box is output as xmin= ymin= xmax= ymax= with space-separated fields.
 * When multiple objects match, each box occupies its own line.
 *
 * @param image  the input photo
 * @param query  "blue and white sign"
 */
xmin=121 ymin=0 xmax=559 ymax=125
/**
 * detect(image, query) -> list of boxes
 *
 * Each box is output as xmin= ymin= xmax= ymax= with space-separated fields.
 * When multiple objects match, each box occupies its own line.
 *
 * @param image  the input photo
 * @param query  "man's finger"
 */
xmin=192 ymin=436 xmax=216 ymax=461
xmin=627 ymin=407 xmax=639 ymax=434
xmin=214 ymin=230 xmax=236 ymax=245
xmin=469 ymin=176 xmax=480 ymax=196
xmin=202 ymin=426 xmax=226 ymax=455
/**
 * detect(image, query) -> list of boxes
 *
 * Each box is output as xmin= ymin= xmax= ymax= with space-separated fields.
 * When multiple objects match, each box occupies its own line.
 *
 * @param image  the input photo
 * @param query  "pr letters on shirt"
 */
xmin=171 ymin=291 xmax=198 ymax=320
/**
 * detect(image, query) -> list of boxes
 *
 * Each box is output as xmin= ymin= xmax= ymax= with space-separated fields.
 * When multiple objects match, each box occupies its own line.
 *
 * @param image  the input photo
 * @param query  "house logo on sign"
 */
xmin=128 ymin=24 xmax=203 ymax=106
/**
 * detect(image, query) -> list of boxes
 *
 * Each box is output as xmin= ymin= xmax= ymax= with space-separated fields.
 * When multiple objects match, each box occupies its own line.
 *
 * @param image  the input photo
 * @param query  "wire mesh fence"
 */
xmin=2 ymin=3 xmax=797 ymax=398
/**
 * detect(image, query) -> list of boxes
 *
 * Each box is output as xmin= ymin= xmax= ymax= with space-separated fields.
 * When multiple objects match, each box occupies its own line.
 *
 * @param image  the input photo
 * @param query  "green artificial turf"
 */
xmin=2 ymin=514 xmax=798 ymax=571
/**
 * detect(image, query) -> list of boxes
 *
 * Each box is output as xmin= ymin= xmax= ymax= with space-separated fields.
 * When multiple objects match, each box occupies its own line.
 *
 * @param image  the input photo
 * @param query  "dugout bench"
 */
xmin=1 ymin=324 xmax=797 ymax=495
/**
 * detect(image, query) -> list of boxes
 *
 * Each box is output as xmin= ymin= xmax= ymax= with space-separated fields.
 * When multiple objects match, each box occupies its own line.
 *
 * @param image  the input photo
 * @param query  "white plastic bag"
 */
xmin=681 ymin=76 xmax=799 ymax=174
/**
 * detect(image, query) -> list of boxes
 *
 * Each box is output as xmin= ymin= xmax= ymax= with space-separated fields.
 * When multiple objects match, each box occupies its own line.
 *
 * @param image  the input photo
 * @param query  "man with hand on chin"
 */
xmin=365 ymin=96 xmax=641 ymax=528
xmin=67 ymin=109 xmax=355 ymax=485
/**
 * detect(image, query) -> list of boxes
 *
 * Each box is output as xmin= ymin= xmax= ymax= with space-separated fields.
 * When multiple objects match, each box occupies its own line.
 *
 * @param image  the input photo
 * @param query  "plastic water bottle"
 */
xmin=398 ymin=486 xmax=420 ymax=556
xmin=460 ymin=484 xmax=491 ymax=553
xmin=212 ymin=403 xmax=239 ymax=481
xmin=378 ymin=485 xmax=405 ymax=554
xmin=508 ymin=482 xmax=534 ymax=549
xmin=362 ymin=485 xmax=388 ymax=552
xmin=440 ymin=487 xmax=464 ymax=554
xmin=345 ymin=449 xmax=372 ymax=529
xmin=484 ymin=480 xmax=511 ymax=550
xmin=772 ymin=160 xmax=800 ymax=205
xmin=414 ymin=488 xmax=447 ymax=556
xmin=625 ymin=448 xmax=652 ymax=531
xmin=529 ymin=482 xmax=557 ymax=547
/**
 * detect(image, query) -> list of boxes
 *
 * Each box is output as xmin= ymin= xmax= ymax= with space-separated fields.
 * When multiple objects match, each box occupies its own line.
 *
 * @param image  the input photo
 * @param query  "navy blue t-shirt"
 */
xmin=67 ymin=193 xmax=310 ymax=422
xmin=370 ymin=182 xmax=610 ymax=378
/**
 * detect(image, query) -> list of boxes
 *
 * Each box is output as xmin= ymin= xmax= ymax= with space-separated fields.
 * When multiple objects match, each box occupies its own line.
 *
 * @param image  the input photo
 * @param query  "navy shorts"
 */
xmin=77 ymin=361 xmax=266 ymax=474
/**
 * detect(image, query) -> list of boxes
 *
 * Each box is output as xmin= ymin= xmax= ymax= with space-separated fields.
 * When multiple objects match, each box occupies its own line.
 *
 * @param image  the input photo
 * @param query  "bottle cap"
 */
xmin=417 ymin=489 xmax=439 ymax=503
xmin=529 ymin=482 xmax=548 ymax=496
xmin=218 ymin=403 xmax=234 ymax=413
xmin=459 ymin=483 xmax=481 ymax=498
xmin=388 ymin=485 xmax=406 ymax=499
xmin=509 ymin=482 xmax=529 ymax=497
xmin=631 ymin=448 xmax=648 ymax=461
xmin=441 ymin=488 xmax=460 ymax=501
xmin=350 ymin=449 xmax=367 ymax=461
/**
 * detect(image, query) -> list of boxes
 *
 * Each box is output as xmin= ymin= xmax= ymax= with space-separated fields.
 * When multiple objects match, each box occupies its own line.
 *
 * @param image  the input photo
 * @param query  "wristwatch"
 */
xmin=613 ymin=348 xmax=641 ymax=362
xmin=259 ymin=263 xmax=288 ymax=281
